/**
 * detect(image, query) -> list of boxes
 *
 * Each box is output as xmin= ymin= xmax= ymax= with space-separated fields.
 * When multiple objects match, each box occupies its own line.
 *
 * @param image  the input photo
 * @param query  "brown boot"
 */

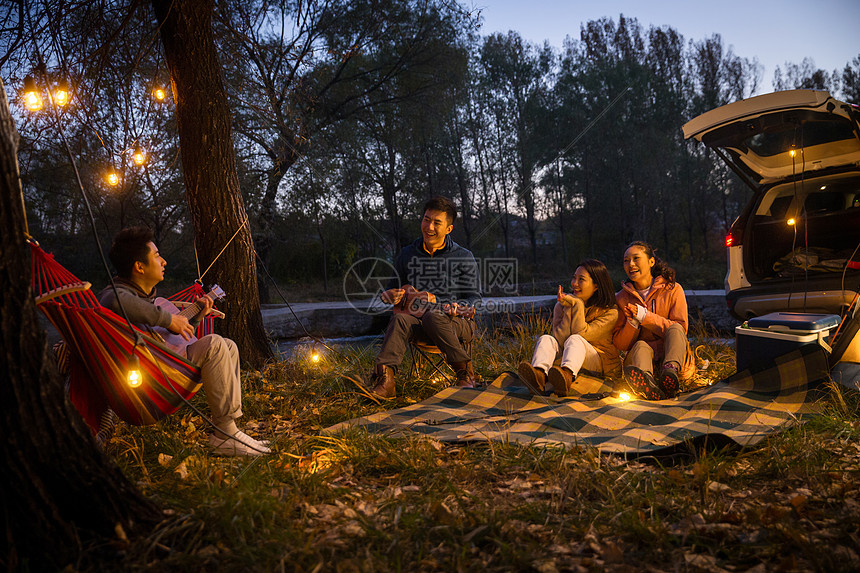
xmin=547 ymin=366 xmax=574 ymax=397
xmin=517 ymin=361 xmax=546 ymax=395
xmin=370 ymin=364 xmax=396 ymax=398
xmin=451 ymin=361 xmax=478 ymax=388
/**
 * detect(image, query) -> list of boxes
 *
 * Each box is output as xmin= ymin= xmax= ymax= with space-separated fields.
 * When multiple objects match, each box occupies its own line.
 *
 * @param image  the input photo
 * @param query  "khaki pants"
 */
xmin=186 ymin=334 xmax=242 ymax=425
xmin=623 ymin=323 xmax=688 ymax=375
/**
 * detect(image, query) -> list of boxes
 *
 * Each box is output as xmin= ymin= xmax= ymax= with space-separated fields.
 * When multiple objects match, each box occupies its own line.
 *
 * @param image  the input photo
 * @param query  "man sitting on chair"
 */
xmin=370 ymin=196 xmax=481 ymax=398
xmin=98 ymin=227 xmax=270 ymax=457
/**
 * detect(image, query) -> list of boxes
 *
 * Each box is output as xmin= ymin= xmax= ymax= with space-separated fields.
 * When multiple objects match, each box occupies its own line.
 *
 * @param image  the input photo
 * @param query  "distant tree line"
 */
xmin=4 ymin=1 xmax=859 ymax=296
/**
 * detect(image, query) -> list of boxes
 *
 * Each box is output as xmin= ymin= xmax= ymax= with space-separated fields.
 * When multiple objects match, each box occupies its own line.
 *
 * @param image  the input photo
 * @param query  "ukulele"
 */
xmin=150 ymin=285 xmax=226 ymax=355
xmin=392 ymin=285 xmax=476 ymax=319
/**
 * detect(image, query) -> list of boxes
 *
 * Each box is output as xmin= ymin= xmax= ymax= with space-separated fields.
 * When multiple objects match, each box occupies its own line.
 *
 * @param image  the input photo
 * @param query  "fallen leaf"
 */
xmin=157 ymin=453 xmax=173 ymax=467
xmin=790 ymin=494 xmax=807 ymax=509
xmin=708 ymin=481 xmax=731 ymax=492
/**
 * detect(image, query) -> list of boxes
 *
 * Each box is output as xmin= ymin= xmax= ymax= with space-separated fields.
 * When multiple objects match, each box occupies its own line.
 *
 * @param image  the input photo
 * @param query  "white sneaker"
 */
xmin=209 ymin=430 xmax=271 ymax=457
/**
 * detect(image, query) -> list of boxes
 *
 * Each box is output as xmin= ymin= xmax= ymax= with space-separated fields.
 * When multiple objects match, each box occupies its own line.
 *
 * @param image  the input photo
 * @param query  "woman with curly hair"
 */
xmin=613 ymin=241 xmax=696 ymax=400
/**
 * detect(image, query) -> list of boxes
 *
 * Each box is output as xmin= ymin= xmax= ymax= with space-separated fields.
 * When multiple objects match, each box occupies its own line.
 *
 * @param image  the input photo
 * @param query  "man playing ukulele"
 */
xmin=98 ymin=227 xmax=270 ymax=457
xmin=370 ymin=197 xmax=481 ymax=398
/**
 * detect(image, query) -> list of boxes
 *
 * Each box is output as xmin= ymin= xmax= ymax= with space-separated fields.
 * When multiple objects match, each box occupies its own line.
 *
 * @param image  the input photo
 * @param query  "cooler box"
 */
xmin=735 ymin=312 xmax=840 ymax=371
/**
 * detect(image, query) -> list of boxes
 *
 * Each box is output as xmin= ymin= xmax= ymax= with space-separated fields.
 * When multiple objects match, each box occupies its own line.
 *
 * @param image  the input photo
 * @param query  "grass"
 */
xmin=92 ymin=314 xmax=860 ymax=572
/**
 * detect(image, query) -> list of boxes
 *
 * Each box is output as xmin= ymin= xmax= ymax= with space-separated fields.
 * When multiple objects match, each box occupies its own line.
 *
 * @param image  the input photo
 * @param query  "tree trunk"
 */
xmin=0 ymin=78 xmax=159 ymax=570
xmin=255 ymin=142 xmax=299 ymax=305
xmin=152 ymin=0 xmax=273 ymax=367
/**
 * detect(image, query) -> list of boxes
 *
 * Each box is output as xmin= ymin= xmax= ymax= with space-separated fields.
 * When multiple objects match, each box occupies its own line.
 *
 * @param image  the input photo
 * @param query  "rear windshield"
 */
xmin=703 ymin=109 xmax=858 ymax=155
xmin=746 ymin=119 xmax=857 ymax=157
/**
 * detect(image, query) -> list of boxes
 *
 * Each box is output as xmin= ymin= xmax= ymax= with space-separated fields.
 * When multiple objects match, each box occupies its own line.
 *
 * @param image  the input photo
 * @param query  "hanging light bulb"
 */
xmin=127 ymin=354 xmax=142 ymax=388
xmin=23 ymin=76 xmax=43 ymax=111
xmin=787 ymin=217 xmax=796 ymax=226
xmin=131 ymin=144 xmax=146 ymax=166
xmin=52 ymin=79 xmax=71 ymax=107
xmin=152 ymin=86 xmax=167 ymax=102
xmin=105 ymin=169 xmax=121 ymax=186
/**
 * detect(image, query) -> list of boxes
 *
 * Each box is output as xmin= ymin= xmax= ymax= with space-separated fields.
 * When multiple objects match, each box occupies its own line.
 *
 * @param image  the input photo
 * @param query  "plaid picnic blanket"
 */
xmin=327 ymin=345 xmax=831 ymax=454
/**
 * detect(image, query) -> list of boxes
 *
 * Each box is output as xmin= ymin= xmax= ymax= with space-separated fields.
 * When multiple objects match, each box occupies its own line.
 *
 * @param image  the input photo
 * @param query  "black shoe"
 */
xmin=657 ymin=365 xmax=680 ymax=398
xmin=623 ymin=366 xmax=666 ymax=401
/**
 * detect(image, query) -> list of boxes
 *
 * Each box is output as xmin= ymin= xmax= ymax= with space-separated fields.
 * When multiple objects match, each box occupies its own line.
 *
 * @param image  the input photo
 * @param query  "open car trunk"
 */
xmin=743 ymin=172 xmax=860 ymax=284
xmin=683 ymin=89 xmax=860 ymax=287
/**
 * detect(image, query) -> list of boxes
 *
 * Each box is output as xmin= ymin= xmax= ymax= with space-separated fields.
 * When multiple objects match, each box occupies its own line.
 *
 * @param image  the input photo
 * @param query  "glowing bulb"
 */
xmin=789 ymin=149 xmax=796 ymax=157
xmin=311 ymin=352 xmax=321 ymax=363
xmin=152 ymin=87 xmax=167 ymax=102
xmin=106 ymin=171 xmax=120 ymax=186
xmin=23 ymin=76 xmax=42 ymax=111
xmin=127 ymin=355 xmax=142 ymax=388
xmin=52 ymin=80 xmax=71 ymax=107
xmin=787 ymin=218 xmax=796 ymax=226
xmin=132 ymin=146 xmax=146 ymax=166
xmin=53 ymin=88 xmax=70 ymax=106
xmin=618 ymin=392 xmax=632 ymax=402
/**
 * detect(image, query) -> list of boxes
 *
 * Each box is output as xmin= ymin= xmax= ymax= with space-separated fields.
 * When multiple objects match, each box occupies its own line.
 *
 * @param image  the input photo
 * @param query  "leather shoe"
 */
xmin=370 ymin=364 xmax=396 ymax=398
xmin=451 ymin=361 xmax=478 ymax=388
xmin=547 ymin=366 xmax=574 ymax=397
xmin=517 ymin=361 xmax=546 ymax=394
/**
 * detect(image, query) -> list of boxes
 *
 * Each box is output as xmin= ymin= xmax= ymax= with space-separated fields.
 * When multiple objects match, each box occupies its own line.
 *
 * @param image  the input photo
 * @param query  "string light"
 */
xmin=127 ymin=354 xmax=142 ymax=388
xmin=105 ymin=169 xmax=121 ymax=186
xmin=152 ymin=86 xmax=167 ymax=102
xmin=787 ymin=218 xmax=796 ymax=226
xmin=131 ymin=144 xmax=146 ymax=166
xmin=23 ymin=76 xmax=42 ymax=111
xmin=52 ymin=79 xmax=70 ymax=107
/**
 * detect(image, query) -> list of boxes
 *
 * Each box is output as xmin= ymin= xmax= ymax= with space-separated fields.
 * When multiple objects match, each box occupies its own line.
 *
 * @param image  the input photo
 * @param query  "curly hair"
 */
xmin=625 ymin=241 xmax=676 ymax=289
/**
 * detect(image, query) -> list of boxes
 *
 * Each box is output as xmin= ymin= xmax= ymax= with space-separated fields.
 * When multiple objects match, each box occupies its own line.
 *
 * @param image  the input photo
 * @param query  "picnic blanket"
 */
xmin=327 ymin=345 xmax=831 ymax=454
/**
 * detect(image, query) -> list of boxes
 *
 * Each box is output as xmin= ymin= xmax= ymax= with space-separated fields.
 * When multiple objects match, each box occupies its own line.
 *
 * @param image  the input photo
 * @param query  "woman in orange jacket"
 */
xmin=613 ymin=241 xmax=696 ymax=400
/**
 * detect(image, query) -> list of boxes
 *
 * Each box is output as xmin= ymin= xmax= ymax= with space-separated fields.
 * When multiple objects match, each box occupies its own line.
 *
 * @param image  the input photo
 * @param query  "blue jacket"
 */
xmin=387 ymin=236 xmax=481 ymax=306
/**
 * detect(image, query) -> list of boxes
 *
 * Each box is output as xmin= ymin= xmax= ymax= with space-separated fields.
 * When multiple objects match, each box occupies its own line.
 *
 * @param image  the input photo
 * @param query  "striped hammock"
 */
xmin=31 ymin=241 xmax=204 ymax=430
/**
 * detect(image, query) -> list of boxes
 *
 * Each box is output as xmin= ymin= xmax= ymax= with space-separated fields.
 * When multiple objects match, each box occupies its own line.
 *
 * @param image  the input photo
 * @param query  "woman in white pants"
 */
xmin=518 ymin=259 xmax=621 ymax=396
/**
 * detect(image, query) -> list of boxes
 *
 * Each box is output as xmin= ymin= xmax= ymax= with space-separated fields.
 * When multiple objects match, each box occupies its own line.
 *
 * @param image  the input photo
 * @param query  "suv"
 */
xmin=683 ymin=89 xmax=860 ymax=320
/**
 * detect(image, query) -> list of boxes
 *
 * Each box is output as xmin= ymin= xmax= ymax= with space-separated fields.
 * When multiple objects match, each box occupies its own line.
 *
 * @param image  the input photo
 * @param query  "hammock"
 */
xmin=31 ymin=241 xmax=205 ymax=431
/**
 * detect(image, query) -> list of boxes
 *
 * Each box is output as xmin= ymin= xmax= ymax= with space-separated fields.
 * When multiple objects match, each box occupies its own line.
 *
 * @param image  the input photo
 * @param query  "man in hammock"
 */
xmin=99 ymin=227 xmax=270 ymax=457
xmin=370 ymin=196 xmax=481 ymax=398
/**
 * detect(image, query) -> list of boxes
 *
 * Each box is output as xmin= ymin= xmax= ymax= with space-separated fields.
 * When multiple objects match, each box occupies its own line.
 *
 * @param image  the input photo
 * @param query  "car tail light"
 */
xmin=726 ymin=220 xmax=743 ymax=248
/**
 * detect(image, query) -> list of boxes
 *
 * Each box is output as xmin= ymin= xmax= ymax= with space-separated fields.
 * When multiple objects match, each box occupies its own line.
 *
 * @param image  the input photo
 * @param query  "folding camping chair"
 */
xmin=407 ymin=327 xmax=473 ymax=385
